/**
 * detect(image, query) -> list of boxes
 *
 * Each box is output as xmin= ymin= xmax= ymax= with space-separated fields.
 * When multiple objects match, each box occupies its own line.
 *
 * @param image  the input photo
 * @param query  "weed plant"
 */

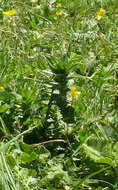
xmin=0 ymin=0 xmax=118 ymax=189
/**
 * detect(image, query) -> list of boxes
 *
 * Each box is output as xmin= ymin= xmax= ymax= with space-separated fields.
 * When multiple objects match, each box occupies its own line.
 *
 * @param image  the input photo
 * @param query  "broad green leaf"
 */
xmin=0 ymin=104 xmax=10 ymax=113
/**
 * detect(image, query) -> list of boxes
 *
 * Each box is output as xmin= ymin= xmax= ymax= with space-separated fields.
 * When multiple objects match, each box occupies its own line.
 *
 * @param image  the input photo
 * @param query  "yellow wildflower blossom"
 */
xmin=56 ymin=10 xmax=63 ymax=16
xmin=56 ymin=3 xmax=62 ymax=8
xmin=3 ymin=9 xmax=16 ymax=16
xmin=97 ymin=8 xmax=106 ymax=19
xmin=0 ymin=86 xmax=4 ymax=91
xmin=70 ymin=87 xmax=81 ymax=98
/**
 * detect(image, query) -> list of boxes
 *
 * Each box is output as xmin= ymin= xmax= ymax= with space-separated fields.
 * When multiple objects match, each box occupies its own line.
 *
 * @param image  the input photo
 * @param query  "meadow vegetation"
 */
xmin=0 ymin=0 xmax=118 ymax=189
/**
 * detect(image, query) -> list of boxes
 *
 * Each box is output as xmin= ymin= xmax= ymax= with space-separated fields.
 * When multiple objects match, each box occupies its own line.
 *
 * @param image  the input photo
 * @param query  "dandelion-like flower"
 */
xmin=56 ymin=10 xmax=63 ymax=16
xmin=0 ymin=86 xmax=4 ymax=91
xmin=70 ymin=87 xmax=81 ymax=99
xmin=3 ymin=9 xmax=16 ymax=16
xmin=97 ymin=8 xmax=106 ymax=19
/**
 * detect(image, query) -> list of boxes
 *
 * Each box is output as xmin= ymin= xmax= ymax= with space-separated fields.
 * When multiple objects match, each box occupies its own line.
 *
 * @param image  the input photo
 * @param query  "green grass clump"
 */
xmin=0 ymin=0 xmax=118 ymax=189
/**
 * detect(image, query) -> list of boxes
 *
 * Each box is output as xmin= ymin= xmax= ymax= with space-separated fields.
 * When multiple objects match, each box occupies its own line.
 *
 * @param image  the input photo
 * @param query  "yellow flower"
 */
xmin=3 ymin=9 xmax=16 ymax=16
xmin=70 ymin=87 xmax=81 ymax=99
xmin=97 ymin=8 xmax=106 ymax=19
xmin=0 ymin=86 xmax=4 ymax=91
xmin=56 ymin=10 xmax=63 ymax=16
xmin=56 ymin=3 xmax=62 ymax=8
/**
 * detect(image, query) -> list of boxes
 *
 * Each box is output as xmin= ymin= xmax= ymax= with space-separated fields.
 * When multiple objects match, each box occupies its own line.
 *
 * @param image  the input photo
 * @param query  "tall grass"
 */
xmin=0 ymin=0 xmax=118 ymax=189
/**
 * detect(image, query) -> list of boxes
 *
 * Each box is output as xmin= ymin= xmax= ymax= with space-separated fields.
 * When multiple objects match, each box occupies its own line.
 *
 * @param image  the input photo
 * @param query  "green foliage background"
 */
xmin=0 ymin=0 xmax=118 ymax=189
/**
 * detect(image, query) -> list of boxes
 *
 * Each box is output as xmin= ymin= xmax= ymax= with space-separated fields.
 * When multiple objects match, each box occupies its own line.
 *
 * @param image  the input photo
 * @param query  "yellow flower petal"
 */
xmin=3 ymin=9 xmax=16 ymax=16
xmin=70 ymin=87 xmax=81 ymax=98
xmin=97 ymin=8 xmax=106 ymax=19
